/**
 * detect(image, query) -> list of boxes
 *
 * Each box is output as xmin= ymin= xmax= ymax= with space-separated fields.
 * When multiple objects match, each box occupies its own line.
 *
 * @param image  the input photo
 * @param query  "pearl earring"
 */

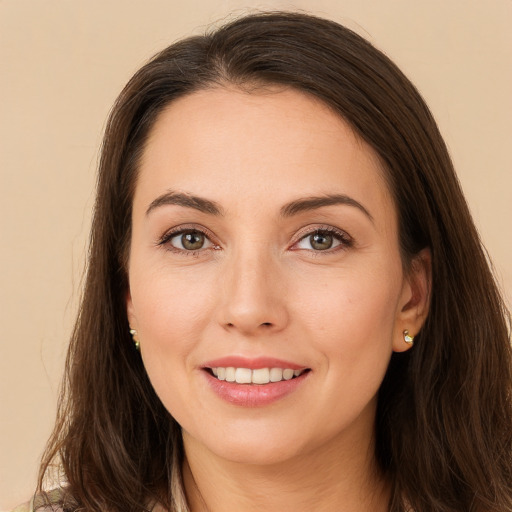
xmin=403 ymin=330 xmax=415 ymax=346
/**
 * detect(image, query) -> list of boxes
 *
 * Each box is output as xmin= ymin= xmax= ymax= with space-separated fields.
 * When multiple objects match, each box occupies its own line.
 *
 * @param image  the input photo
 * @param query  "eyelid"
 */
xmin=157 ymin=224 xmax=220 ymax=252
xmin=156 ymin=223 xmax=353 ymax=254
xmin=290 ymin=224 xmax=354 ymax=251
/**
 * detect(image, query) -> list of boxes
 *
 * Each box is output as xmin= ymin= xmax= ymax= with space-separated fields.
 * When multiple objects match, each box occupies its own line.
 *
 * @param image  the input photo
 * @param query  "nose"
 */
xmin=217 ymin=248 xmax=289 ymax=336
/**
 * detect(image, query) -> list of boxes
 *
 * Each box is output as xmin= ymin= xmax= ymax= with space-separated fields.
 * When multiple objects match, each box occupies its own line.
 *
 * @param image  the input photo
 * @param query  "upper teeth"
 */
xmin=211 ymin=367 xmax=304 ymax=384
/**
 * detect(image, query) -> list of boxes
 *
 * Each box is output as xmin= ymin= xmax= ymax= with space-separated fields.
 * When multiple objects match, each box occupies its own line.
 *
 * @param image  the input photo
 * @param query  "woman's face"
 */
xmin=127 ymin=87 xmax=428 ymax=466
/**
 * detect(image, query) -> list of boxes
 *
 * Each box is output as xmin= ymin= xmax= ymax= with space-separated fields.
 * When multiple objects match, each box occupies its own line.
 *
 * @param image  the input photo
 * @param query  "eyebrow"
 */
xmin=280 ymin=194 xmax=374 ymax=222
xmin=146 ymin=191 xmax=223 ymax=216
xmin=145 ymin=190 xmax=373 ymax=222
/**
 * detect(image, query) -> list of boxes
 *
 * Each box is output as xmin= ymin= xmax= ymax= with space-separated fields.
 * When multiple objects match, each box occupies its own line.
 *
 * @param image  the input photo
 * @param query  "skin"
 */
xmin=127 ymin=87 xmax=430 ymax=511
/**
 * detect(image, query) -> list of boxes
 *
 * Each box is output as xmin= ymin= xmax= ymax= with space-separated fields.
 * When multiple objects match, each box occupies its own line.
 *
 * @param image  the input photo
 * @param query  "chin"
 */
xmin=184 ymin=423 xmax=312 ymax=466
xmin=215 ymin=442 xmax=304 ymax=466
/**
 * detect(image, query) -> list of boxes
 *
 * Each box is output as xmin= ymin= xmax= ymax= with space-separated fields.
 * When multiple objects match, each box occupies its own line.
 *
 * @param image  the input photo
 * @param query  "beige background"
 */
xmin=1 ymin=0 xmax=511 ymax=508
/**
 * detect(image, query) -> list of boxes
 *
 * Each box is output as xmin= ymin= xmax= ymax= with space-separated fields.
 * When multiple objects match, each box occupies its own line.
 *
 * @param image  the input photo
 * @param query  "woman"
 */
xmin=25 ymin=11 xmax=511 ymax=512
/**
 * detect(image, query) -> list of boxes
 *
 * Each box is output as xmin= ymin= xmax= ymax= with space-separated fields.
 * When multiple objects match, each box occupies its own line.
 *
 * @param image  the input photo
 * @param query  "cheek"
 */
xmin=131 ymin=271 xmax=219 ymax=427
xmin=299 ymin=261 xmax=400 ymax=328
xmin=290 ymin=266 xmax=401 ymax=440
xmin=129 ymin=265 xmax=217 ymax=393
xmin=131 ymin=262 xmax=215 ymax=339
xmin=295 ymin=263 xmax=402 ymax=380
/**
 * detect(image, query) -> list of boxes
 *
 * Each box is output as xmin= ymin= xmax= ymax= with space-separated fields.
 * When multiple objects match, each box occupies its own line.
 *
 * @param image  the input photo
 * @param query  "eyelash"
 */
xmin=291 ymin=226 xmax=354 ymax=254
xmin=157 ymin=225 xmax=219 ymax=257
xmin=157 ymin=225 xmax=353 ymax=256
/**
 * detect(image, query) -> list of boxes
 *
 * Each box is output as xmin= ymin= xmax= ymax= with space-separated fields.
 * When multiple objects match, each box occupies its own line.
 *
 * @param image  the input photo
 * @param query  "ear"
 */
xmin=393 ymin=248 xmax=432 ymax=352
xmin=126 ymin=288 xmax=137 ymax=330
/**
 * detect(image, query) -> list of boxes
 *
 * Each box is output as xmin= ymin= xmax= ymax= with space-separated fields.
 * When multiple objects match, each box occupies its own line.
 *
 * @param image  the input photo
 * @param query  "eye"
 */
xmin=293 ymin=228 xmax=352 ymax=252
xmin=161 ymin=228 xmax=215 ymax=252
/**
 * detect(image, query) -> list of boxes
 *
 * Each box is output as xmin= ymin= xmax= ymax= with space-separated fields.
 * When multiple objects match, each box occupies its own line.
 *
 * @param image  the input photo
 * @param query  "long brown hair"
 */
xmin=38 ymin=11 xmax=512 ymax=512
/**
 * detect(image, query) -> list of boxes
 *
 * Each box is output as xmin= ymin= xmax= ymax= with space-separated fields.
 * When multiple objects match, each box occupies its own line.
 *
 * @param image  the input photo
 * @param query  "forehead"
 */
xmin=136 ymin=86 xmax=394 ymax=223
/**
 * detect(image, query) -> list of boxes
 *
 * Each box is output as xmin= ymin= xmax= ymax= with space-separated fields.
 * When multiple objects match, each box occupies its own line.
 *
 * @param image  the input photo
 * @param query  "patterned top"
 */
xmin=11 ymin=489 xmax=64 ymax=512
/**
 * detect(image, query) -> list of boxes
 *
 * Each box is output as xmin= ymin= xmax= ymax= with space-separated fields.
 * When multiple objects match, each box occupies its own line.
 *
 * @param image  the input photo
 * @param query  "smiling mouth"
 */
xmin=206 ymin=367 xmax=310 ymax=384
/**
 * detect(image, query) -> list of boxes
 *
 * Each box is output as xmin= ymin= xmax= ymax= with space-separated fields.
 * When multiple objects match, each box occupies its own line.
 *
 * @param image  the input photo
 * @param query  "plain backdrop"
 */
xmin=1 ymin=0 xmax=511 ymax=508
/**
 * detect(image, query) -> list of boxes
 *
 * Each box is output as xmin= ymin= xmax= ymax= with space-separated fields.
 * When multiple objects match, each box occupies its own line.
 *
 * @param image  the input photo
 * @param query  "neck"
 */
xmin=181 ymin=424 xmax=390 ymax=512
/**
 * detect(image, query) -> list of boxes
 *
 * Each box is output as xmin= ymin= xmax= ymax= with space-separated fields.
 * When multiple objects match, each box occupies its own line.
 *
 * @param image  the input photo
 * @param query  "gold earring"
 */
xmin=130 ymin=328 xmax=140 ymax=351
xmin=403 ymin=330 xmax=415 ymax=346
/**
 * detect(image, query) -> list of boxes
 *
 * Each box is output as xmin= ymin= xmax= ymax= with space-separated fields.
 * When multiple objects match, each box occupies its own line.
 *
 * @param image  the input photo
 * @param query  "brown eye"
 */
xmin=309 ymin=232 xmax=333 ymax=250
xmin=294 ymin=228 xmax=351 ymax=252
xmin=169 ymin=230 xmax=211 ymax=251
xmin=182 ymin=232 xmax=205 ymax=250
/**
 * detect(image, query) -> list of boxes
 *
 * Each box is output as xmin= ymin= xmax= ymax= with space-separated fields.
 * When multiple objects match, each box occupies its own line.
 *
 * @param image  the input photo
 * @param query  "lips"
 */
xmin=201 ymin=356 xmax=311 ymax=407
xmin=203 ymin=356 xmax=306 ymax=371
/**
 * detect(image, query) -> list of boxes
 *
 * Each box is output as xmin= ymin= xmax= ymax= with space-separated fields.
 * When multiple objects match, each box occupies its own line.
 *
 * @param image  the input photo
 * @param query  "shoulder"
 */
xmin=11 ymin=489 xmax=65 ymax=512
